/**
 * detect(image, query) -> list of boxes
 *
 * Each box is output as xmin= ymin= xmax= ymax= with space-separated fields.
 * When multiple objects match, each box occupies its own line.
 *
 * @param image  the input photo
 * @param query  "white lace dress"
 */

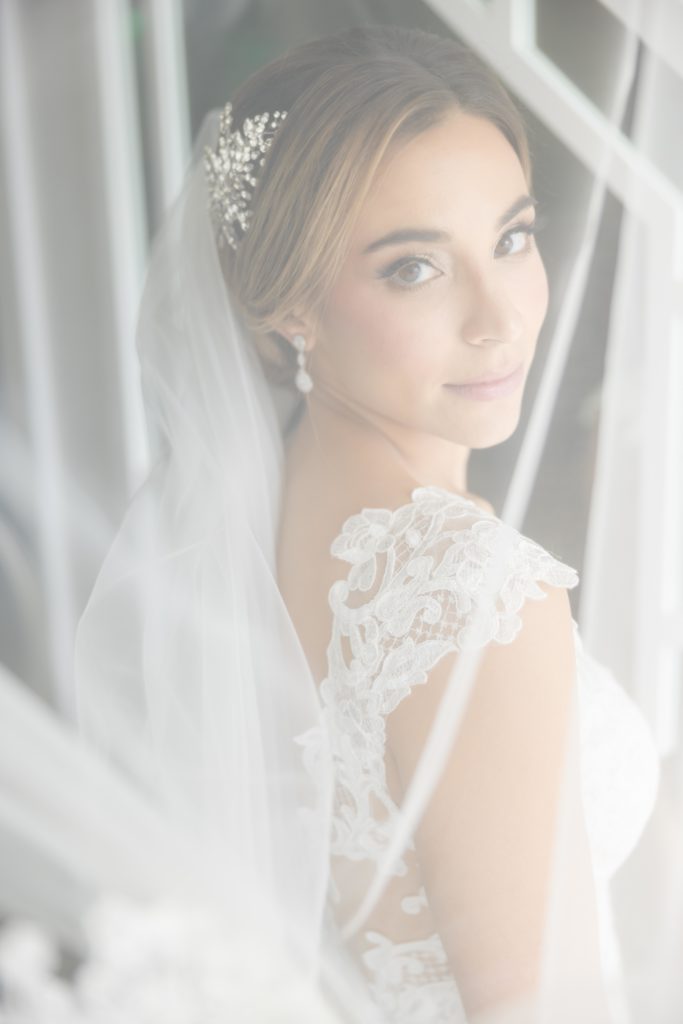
xmin=296 ymin=485 xmax=660 ymax=1023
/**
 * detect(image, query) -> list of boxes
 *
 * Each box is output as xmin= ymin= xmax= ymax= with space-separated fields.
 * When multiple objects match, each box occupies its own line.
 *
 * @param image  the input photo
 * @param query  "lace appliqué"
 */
xmin=294 ymin=485 xmax=661 ymax=1022
xmin=295 ymin=485 xmax=581 ymax=1022
xmin=362 ymin=930 xmax=466 ymax=1023
xmin=318 ymin=485 xmax=579 ymax=871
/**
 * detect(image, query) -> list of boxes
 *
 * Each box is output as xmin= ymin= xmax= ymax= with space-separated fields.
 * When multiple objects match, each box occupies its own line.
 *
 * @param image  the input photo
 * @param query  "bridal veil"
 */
xmin=0 ymin=57 xmax=678 ymax=1024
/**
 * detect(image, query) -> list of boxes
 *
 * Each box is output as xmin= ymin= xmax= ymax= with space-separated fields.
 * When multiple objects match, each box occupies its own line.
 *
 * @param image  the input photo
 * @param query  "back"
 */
xmin=287 ymin=484 xmax=605 ymax=1022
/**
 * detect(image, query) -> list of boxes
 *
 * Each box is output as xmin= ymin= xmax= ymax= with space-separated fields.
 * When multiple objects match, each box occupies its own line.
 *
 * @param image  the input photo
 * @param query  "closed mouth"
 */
xmin=447 ymin=363 xmax=523 ymax=388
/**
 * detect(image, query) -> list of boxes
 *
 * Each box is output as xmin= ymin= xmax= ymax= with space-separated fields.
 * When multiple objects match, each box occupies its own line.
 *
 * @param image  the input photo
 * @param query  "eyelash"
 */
xmin=378 ymin=217 xmax=545 ymax=292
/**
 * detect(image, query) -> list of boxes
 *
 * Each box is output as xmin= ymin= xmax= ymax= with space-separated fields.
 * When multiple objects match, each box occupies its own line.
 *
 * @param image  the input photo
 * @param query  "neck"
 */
xmin=287 ymin=388 xmax=472 ymax=497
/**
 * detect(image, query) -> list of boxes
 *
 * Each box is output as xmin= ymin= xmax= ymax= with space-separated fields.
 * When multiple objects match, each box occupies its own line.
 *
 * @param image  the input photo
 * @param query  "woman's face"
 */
xmin=306 ymin=109 xmax=548 ymax=452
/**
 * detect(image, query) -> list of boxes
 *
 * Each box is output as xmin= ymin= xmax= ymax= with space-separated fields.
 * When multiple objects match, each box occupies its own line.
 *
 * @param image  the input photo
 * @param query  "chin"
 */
xmin=455 ymin=409 xmax=522 ymax=450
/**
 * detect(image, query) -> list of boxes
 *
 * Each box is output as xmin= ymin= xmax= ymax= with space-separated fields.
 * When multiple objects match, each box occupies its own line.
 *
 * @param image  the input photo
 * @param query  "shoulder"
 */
xmin=329 ymin=485 xmax=578 ymax=596
xmin=380 ymin=493 xmax=580 ymax=784
xmin=328 ymin=484 xmax=578 ymax=650
xmin=463 ymin=491 xmax=496 ymax=517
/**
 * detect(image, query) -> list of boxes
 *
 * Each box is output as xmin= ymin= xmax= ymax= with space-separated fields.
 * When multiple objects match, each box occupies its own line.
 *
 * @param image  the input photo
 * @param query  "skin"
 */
xmin=278 ymin=108 xmax=548 ymax=509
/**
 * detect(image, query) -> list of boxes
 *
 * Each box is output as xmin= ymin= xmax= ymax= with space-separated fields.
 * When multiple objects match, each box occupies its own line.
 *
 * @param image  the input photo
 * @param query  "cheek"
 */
xmin=322 ymin=284 xmax=447 ymax=388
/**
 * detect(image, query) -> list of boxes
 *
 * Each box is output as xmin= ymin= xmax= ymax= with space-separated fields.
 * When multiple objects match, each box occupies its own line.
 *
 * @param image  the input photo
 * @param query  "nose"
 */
xmin=457 ymin=267 xmax=524 ymax=347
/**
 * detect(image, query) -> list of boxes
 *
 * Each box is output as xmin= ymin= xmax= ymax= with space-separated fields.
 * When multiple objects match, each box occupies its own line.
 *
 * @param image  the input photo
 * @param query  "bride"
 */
xmin=0 ymin=23 xmax=662 ymax=1024
xmin=224 ymin=23 xmax=658 ymax=1021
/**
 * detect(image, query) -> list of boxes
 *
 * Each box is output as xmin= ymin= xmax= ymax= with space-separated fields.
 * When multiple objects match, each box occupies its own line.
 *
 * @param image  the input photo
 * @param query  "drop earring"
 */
xmin=292 ymin=334 xmax=313 ymax=394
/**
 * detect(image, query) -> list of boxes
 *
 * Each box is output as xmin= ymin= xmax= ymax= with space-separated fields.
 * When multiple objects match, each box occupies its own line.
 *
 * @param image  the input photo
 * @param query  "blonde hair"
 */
xmin=221 ymin=25 xmax=531 ymax=386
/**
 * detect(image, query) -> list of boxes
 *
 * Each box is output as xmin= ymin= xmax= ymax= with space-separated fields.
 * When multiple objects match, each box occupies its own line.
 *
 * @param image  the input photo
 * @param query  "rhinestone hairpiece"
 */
xmin=204 ymin=101 xmax=288 ymax=251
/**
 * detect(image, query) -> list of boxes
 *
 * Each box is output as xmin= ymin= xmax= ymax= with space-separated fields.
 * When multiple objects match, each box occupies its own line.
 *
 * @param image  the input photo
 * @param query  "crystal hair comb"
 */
xmin=203 ymin=101 xmax=288 ymax=251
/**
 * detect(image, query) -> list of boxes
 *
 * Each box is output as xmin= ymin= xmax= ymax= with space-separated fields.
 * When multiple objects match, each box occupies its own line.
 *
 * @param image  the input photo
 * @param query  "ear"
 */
xmin=271 ymin=312 xmax=318 ymax=353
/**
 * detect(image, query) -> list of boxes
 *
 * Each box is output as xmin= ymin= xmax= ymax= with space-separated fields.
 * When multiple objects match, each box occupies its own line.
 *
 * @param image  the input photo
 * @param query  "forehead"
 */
xmin=353 ymin=110 xmax=527 ymax=242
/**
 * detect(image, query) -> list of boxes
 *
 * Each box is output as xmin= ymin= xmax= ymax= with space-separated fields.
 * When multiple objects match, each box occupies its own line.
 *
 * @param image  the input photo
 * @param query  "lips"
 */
xmin=449 ymin=363 xmax=522 ymax=387
xmin=444 ymin=363 xmax=525 ymax=401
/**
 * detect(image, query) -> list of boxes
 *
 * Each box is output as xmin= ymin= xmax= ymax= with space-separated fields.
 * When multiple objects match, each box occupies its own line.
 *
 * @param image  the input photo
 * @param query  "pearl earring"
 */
xmin=292 ymin=334 xmax=313 ymax=394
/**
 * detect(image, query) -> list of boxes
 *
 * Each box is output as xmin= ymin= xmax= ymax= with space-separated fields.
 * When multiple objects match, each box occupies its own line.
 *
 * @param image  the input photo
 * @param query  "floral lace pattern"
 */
xmin=296 ymin=485 xmax=660 ymax=1023
xmin=362 ymin=931 xmax=466 ymax=1022
xmin=320 ymin=486 xmax=579 ymax=872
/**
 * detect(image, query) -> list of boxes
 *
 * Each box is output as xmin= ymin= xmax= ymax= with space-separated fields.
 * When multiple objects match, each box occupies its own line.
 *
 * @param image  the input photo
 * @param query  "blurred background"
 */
xmin=1 ymin=0 xmax=681 ymax=769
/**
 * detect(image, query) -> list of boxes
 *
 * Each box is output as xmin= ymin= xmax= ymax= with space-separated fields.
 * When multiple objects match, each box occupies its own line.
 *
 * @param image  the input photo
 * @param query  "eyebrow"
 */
xmin=361 ymin=193 xmax=538 ymax=255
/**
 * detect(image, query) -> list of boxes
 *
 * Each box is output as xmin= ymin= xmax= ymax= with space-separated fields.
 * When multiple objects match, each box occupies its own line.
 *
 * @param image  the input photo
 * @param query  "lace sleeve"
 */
xmin=327 ymin=486 xmax=579 ymax=718
xmin=323 ymin=487 xmax=588 ymax=1017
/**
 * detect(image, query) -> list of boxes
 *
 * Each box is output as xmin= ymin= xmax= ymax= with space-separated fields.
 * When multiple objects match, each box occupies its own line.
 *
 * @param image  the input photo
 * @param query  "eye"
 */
xmin=495 ymin=221 xmax=537 ymax=258
xmin=493 ymin=211 xmax=548 ymax=258
xmin=378 ymin=255 xmax=442 ymax=290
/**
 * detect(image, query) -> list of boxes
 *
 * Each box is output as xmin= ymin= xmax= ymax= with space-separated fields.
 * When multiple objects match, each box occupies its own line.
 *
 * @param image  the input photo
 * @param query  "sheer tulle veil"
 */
xmin=0 ymin=110 xmax=346 ymax=1021
xmin=0 ymin=73 xmax=675 ymax=1024
xmin=73 ymin=104 xmax=341 ymax=978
